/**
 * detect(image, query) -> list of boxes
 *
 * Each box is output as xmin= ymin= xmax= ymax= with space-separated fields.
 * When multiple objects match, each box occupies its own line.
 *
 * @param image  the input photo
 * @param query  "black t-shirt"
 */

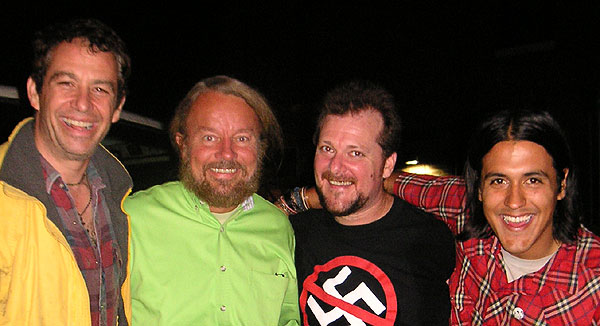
xmin=290 ymin=198 xmax=455 ymax=326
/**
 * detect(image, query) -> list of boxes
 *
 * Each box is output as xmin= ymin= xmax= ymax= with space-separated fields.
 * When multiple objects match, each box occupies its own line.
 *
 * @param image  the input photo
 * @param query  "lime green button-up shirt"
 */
xmin=125 ymin=181 xmax=299 ymax=325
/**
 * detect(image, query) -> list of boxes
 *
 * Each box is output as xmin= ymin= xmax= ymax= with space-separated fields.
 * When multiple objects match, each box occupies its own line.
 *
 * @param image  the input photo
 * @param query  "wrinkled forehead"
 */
xmin=319 ymin=110 xmax=384 ymax=141
xmin=185 ymin=91 xmax=262 ymax=133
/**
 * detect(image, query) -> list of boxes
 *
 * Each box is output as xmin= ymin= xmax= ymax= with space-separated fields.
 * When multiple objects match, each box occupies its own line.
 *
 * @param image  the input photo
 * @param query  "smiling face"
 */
xmin=314 ymin=109 xmax=396 ymax=224
xmin=479 ymin=140 xmax=567 ymax=259
xmin=176 ymin=91 xmax=262 ymax=213
xmin=28 ymin=38 xmax=124 ymax=165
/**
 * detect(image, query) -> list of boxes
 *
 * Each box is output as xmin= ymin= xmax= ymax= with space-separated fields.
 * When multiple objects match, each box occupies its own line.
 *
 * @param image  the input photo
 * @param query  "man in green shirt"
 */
xmin=124 ymin=76 xmax=299 ymax=325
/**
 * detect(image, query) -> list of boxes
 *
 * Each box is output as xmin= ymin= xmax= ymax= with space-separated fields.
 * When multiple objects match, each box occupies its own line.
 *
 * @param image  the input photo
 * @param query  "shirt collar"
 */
xmin=40 ymin=156 xmax=61 ymax=194
xmin=40 ymin=156 xmax=106 ymax=194
xmin=483 ymin=234 xmax=577 ymax=294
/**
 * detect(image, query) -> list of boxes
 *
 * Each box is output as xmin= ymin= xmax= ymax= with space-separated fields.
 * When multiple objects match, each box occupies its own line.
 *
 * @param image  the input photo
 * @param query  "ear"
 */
xmin=557 ymin=168 xmax=569 ymax=200
xmin=382 ymin=152 xmax=397 ymax=179
xmin=111 ymin=96 xmax=126 ymax=123
xmin=478 ymin=186 xmax=483 ymax=202
xmin=175 ymin=132 xmax=186 ymax=157
xmin=26 ymin=77 xmax=41 ymax=111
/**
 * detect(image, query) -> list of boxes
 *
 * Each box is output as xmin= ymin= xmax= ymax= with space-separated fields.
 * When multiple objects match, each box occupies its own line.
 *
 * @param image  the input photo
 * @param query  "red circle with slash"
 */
xmin=299 ymin=255 xmax=397 ymax=326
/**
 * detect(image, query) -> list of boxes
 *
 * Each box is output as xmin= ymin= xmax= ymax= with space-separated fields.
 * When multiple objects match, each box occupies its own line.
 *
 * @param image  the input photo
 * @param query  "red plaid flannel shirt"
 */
xmin=394 ymin=172 xmax=600 ymax=325
xmin=42 ymin=158 xmax=121 ymax=326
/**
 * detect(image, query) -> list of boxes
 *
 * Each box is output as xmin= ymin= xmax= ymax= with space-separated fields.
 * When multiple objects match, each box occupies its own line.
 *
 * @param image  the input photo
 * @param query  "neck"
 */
xmin=40 ymin=152 xmax=90 ymax=184
xmin=335 ymin=192 xmax=394 ymax=226
xmin=54 ymin=158 xmax=89 ymax=184
xmin=33 ymin=125 xmax=91 ymax=184
xmin=210 ymin=205 xmax=238 ymax=214
xmin=513 ymin=239 xmax=562 ymax=260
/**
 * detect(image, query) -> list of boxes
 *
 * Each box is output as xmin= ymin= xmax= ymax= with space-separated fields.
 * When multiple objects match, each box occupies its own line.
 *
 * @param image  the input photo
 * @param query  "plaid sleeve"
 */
xmin=393 ymin=172 xmax=467 ymax=235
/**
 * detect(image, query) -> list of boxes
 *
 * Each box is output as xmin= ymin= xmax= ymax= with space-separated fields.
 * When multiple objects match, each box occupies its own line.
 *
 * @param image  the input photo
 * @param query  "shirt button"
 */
xmin=220 ymin=305 xmax=226 ymax=311
xmin=513 ymin=307 xmax=524 ymax=320
xmin=220 ymin=265 xmax=226 ymax=272
xmin=220 ymin=226 xmax=224 ymax=232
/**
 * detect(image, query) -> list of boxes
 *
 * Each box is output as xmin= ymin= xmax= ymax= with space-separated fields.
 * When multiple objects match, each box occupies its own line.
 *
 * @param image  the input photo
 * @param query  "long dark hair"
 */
xmin=458 ymin=110 xmax=581 ymax=243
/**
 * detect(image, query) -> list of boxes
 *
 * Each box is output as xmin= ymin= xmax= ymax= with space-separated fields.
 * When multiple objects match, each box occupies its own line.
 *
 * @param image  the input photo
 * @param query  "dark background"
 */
xmin=1 ymin=2 xmax=599 ymax=232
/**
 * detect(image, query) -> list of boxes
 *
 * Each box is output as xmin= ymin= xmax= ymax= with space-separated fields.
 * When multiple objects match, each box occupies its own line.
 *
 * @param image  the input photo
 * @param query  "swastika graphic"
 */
xmin=307 ymin=266 xmax=386 ymax=325
xmin=300 ymin=256 xmax=397 ymax=326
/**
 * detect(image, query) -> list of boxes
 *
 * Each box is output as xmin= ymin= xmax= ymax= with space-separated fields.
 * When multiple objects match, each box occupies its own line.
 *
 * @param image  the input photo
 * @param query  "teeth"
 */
xmin=502 ymin=214 xmax=532 ymax=224
xmin=212 ymin=168 xmax=236 ymax=174
xmin=329 ymin=180 xmax=352 ymax=186
xmin=63 ymin=118 xmax=93 ymax=130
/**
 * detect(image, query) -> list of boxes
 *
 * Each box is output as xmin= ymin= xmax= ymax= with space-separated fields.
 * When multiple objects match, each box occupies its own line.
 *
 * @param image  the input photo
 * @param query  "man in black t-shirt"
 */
xmin=288 ymin=80 xmax=455 ymax=325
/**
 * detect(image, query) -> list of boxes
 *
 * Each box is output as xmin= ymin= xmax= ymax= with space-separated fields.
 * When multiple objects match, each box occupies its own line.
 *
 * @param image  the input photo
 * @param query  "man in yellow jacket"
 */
xmin=0 ymin=18 xmax=132 ymax=326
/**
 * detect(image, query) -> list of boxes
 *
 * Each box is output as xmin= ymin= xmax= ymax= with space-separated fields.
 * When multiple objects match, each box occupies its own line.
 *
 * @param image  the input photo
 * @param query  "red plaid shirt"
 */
xmin=41 ymin=158 xmax=121 ymax=326
xmin=393 ymin=172 xmax=600 ymax=325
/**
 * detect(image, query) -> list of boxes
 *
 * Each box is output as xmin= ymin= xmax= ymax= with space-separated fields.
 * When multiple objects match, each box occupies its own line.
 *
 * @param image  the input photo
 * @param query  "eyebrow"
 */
xmin=320 ymin=140 xmax=365 ymax=150
xmin=194 ymin=126 xmax=258 ymax=134
xmin=482 ymin=170 xmax=551 ymax=180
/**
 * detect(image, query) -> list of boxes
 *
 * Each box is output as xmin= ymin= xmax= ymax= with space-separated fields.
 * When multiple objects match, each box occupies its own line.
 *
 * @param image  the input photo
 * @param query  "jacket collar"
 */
xmin=0 ymin=118 xmax=132 ymax=239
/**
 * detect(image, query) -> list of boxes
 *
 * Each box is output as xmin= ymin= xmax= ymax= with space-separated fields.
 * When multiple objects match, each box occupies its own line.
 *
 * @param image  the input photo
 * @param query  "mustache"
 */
xmin=321 ymin=170 xmax=356 ymax=183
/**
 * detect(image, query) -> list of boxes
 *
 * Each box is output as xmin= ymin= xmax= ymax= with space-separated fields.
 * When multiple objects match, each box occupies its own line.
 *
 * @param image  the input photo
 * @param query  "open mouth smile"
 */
xmin=63 ymin=118 xmax=93 ymax=130
xmin=502 ymin=214 xmax=533 ymax=225
xmin=328 ymin=180 xmax=353 ymax=186
xmin=211 ymin=168 xmax=237 ymax=174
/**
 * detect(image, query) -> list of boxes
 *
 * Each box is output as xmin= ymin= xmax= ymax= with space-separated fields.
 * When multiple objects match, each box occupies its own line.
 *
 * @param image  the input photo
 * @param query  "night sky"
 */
xmin=1 ymin=3 xmax=599 ymax=227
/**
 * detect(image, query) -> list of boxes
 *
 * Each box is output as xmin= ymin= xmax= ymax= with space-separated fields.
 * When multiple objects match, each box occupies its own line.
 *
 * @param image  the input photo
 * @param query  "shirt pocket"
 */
xmin=246 ymin=268 xmax=290 ymax=325
xmin=250 ymin=268 xmax=290 ymax=302
xmin=451 ymin=294 xmax=480 ymax=324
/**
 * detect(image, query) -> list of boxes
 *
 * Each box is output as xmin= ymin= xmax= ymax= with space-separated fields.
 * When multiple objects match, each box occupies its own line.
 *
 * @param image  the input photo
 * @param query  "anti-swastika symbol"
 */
xmin=307 ymin=266 xmax=386 ymax=325
xmin=300 ymin=256 xmax=397 ymax=326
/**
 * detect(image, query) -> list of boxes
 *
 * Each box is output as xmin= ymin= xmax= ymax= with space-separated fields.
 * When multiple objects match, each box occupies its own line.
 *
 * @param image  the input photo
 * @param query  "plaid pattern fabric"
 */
xmin=394 ymin=172 xmax=600 ymax=325
xmin=41 ymin=158 xmax=121 ymax=326
xmin=393 ymin=172 xmax=466 ymax=235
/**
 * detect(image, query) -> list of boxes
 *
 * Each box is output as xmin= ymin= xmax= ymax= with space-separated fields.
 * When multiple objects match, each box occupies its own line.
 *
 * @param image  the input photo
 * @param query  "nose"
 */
xmin=216 ymin=137 xmax=236 ymax=161
xmin=73 ymin=89 xmax=91 ymax=112
xmin=328 ymin=152 xmax=345 ymax=173
xmin=504 ymin=184 xmax=526 ymax=209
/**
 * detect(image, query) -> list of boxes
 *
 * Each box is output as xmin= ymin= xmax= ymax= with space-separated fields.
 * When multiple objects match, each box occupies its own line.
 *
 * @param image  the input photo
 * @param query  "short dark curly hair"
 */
xmin=313 ymin=80 xmax=401 ymax=159
xmin=30 ymin=18 xmax=131 ymax=103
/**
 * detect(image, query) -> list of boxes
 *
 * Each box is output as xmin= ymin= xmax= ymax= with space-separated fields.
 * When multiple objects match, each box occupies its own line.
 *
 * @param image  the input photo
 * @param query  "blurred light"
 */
xmin=0 ymin=85 xmax=19 ymax=100
xmin=402 ymin=164 xmax=447 ymax=176
xmin=405 ymin=160 xmax=419 ymax=165
xmin=120 ymin=111 xmax=164 ymax=130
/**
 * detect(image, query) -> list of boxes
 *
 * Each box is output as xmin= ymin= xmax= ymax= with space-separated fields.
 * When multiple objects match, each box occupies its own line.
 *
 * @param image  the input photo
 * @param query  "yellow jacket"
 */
xmin=0 ymin=119 xmax=132 ymax=325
